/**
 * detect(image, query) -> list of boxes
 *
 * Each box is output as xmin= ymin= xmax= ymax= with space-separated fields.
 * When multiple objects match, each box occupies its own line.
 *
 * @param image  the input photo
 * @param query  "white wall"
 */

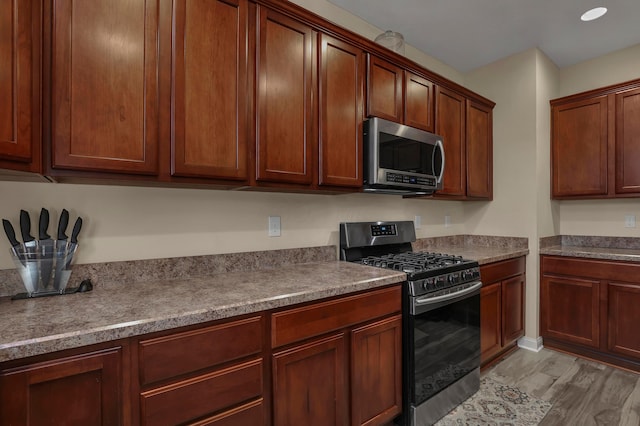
xmin=464 ymin=49 xmax=543 ymax=338
xmin=0 ymin=181 xmax=464 ymax=270
xmin=557 ymin=43 xmax=640 ymax=237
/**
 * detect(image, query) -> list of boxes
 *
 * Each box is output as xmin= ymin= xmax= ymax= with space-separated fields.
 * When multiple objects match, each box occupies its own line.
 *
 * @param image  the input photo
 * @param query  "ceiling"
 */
xmin=327 ymin=0 xmax=640 ymax=72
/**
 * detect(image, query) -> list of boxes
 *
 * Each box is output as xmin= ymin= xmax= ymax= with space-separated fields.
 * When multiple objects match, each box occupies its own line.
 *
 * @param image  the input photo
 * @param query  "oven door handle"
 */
xmin=411 ymin=281 xmax=482 ymax=314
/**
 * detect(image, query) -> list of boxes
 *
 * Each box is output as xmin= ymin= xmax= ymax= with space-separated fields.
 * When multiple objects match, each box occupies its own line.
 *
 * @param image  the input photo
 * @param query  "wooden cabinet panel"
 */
xmin=615 ymin=87 xmax=640 ymax=194
xmin=480 ymin=257 xmax=526 ymax=367
xmin=435 ymin=86 xmax=466 ymax=196
xmin=480 ymin=283 xmax=502 ymax=363
xmin=607 ymin=282 xmax=640 ymax=358
xmin=0 ymin=347 xmax=122 ymax=425
xmin=551 ymin=96 xmax=608 ymax=197
xmin=318 ymin=34 xmax=364 ymax=188
xmin=351 ymin=315 xmax=402 ymax=426
xmin=140 ymin=359 xmax=262 ymax=426
xmin=256 ymin=7 xmax=315 ymax=184
xmin=0 ymin=0 xmax=40 ymax=172
xmin=138 ymin=316 xmax=262 ymax=386
xmin=273 ymin=334 xmax=347 ymax=426
xmin=404 ymin=72 xmax=434 ymax=132
xmin=189 ymin=399 xmax=264 ymax=426
xmin=51 ymin=0 xmax=159 ymax=174
xmin=466 ymin=99 xmax=493 ymax=199
xmin=501 ymin=275 xmax=524 ymax=343
xmin=541 ymin=275 xmax=600 ymax=348
xmin=366 ymin=55 xmax=403 ymax=122
xmin=271 ymin=285 xmax=401 ymax=348
xmin=172 ymin=0 xmax=248 ymax=180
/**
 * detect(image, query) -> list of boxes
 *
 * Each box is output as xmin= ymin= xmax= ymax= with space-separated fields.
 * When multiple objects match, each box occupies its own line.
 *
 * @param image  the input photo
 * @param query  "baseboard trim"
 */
xmin=517 ymin=336 xmax=544 ymax=352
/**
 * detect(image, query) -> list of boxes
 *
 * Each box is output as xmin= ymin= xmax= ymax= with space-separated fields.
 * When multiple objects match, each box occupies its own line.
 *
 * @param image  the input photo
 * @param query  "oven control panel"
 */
xmin=370 ymin=224 xmax=397 ymax=236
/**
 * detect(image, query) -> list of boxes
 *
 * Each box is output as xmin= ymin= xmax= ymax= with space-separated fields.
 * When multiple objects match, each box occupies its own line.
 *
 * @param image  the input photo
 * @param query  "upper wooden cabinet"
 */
xmin=318 ymin=34 xmax=364 ymax=188
xmin=49 ymin=0 xmax=160 ymax=175
xmin=0 ymin=0 xmax=41 ymax=173
xmin=434 ymin=87 xmax=493 ymax=199
xmin=551 ymin=78 xmax=640 ymax=199
xmin=171 ymin=0 xmax=249 ymax=181
xmin=255 ymin=6 xmax=316 ymax=185
xmin=367 ymin=55 xmax=435 ymax=132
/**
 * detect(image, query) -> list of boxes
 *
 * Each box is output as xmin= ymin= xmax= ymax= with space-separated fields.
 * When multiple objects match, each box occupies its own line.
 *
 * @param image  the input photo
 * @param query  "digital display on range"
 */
xmin=371 ymin=224 xmax=397 ymax=236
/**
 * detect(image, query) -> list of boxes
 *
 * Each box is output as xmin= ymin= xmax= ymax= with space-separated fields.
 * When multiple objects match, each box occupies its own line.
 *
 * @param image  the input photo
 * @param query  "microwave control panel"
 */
xmin=386 ymin=172 xmax=435 ymax=187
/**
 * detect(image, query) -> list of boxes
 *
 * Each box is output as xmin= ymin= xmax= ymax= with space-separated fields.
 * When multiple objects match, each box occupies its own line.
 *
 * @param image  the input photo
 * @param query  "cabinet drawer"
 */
xmin=480 ymin=257 xmax=525 ymax=284
xmin=189 ymin=399 xmax=264 ymax=426
xmin=272 ymin=285 xmax=401 ymax=348
xmin=542 ymin=255 xmax=640 ymax=282
xmin=139 ymin=316 xmax=262 ymax=386
xmin=140 ymin=359 xmax=262 ymax=426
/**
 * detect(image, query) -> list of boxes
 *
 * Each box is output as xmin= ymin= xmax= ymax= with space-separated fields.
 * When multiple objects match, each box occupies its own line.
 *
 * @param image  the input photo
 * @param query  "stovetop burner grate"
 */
xmin=359 ymin=252 xmax=467 ymax=274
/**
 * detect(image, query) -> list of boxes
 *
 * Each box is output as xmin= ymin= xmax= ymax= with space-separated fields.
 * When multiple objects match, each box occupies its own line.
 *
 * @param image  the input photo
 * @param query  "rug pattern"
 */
xmin=434 ymin=378 xmax=552 ymax=426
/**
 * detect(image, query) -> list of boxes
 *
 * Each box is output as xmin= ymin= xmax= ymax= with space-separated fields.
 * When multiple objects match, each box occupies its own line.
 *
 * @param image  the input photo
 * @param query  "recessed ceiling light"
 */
xmin=581 ymin=7 xmax=607 ymax=21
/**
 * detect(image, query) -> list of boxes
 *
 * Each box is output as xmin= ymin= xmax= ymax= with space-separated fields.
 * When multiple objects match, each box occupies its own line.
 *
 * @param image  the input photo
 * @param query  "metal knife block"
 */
xmin=10 ymin=243 xmax=78 ymax=298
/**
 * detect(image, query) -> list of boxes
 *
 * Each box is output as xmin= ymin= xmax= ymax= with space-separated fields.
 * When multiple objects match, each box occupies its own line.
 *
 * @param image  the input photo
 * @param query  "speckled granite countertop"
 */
xmin=413 ymin=235 xmax=529 ymax=265
xmin=539 ymin=235 xmax=640 ymax=262
xmin=0 ymin=261 xmax=405 ymax=363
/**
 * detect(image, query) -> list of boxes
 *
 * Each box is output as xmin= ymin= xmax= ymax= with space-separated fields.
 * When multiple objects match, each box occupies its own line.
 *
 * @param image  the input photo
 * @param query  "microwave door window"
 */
xmin=379 ymin=132 xmax=435 ymax=175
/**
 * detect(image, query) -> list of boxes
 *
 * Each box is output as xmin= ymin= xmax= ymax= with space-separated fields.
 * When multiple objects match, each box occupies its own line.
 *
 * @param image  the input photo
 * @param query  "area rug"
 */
xmin=435 ymin=377 xmax=552 ymax=426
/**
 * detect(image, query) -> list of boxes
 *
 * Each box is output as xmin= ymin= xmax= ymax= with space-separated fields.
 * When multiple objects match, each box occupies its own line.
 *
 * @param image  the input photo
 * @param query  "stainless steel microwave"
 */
xmin=363 ymin=117 xmax=445 ymax=195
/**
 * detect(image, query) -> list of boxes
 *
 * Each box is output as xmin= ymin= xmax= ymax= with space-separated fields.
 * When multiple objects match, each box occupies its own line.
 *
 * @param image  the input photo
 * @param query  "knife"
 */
xmin=64 ymin=217 xmax=82 ymax=270
xmin=19 ymin=210 xmax=40 ymax=291
xmin=2 ymin=219 xmax=25 ymax=266
xmin=38 ymin=208 xmax=55 ymax=288
xmin=53 ymin=209 xmax=69 ymax=291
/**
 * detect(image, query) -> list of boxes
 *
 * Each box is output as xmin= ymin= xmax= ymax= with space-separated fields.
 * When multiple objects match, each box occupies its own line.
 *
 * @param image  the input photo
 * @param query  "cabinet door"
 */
xmin=435 ymin=86 xmax=466 ymax=196
xmin=501 ymin=274 xmax=525 ymax=343
xmin=615 ymin=87 xmax=640 ymax=194
xmin=0 ymin=348 xmax=122 ymax=425
xmin=0 ymin=0 xmax=40 ymax=172
xmin=466 ymin=99 xmax=493 ymax=199
xmin=608 ymin=282 xmax=640 ymax=359
xmin=366 ymin=55 xmax=403 ymax=122
xmin=318 ymin=34 xmax=364 ymax=188
xmin=480 ymin=283 xmax=502 ymax=364
xmin=540 ymin=275 xmax=600 ymax=348
xmin=551 ymin=96 xmax=608 ymax=197
xmin=51 ymin=0 xmax=159 ymax=174
xmin=273 ymin=334 xmax=347 ymax=426
xmin=256 ymin=7 xmax=315 ymax=185
xmin=351 ymin=315 xmax=402 ymax=426
xmin=171 ymin=0 xmax=248 ymax=181
xmin=404 ymin=72 xmax=434 ymax=132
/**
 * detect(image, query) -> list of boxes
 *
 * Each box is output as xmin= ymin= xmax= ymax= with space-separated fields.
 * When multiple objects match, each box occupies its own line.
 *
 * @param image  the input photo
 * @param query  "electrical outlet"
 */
xmin=625 ymin=215 xmax=636 ymax=228
xmin=414 ymin=215 xmax=422 ymax=229
xmin=444 ymin=215 xmax=451 ymax=228
xmin=268 ymin=216 xmax=281 ymax=236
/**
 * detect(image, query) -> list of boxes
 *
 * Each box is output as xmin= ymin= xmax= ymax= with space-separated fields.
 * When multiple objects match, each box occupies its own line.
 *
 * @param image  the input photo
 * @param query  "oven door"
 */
xmin=408 ymin=282 xmax=481 ymax=407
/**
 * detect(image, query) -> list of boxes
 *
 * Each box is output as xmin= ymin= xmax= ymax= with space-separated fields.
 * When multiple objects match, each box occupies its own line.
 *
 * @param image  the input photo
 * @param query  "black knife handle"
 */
xmin=2 ymin=219 xmax=20 ymax=247
xmin=19 ymin=210 xmax=34 ymax=243
xmin=57 ymin=209 xmax=69 ymax=241
xmin=39 ymin=208 xmax=51 ymax=240
xmin=70 ymin=217 xmax=83 ymax=244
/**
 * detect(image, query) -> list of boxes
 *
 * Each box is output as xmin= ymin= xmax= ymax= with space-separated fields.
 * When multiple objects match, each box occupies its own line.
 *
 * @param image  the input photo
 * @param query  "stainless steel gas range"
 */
xmin=340 ymin=221 xmax=481 ymax=426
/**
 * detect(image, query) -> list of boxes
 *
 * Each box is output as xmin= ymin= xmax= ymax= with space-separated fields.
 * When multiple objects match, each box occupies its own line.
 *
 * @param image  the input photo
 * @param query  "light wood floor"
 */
xmin=483 ymin=348 xmax=640 ymax=425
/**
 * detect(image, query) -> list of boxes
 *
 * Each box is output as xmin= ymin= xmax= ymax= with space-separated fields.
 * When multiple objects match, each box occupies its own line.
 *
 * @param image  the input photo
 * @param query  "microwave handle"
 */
xmin=434 ymin=139 xmax=445 ymax=185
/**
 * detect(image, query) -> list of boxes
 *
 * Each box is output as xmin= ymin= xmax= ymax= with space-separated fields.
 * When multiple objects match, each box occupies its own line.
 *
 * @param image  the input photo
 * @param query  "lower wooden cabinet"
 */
xmin=273 ymin=334 xmax=347 ymax=426
xmin=271 ymin=285 xmax=402 ymax=426
xmin=540 ymin=255 xmax=640 ymax=371
xmin=480 ymin=257 xmax=525 ymax=367
xmin=0 ymin=284 xmax=402 ymax=425
xmin=0 ymin=346 xmax=124 ymax=425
